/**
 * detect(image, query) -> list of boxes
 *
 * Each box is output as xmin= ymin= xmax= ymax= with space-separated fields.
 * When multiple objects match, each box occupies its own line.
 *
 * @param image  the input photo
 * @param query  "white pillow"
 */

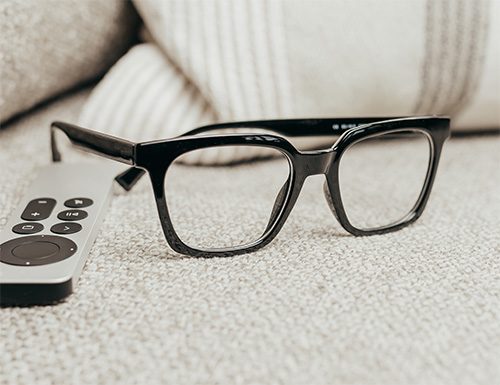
xmin=80 ymin=0 xmax=500 ymax=145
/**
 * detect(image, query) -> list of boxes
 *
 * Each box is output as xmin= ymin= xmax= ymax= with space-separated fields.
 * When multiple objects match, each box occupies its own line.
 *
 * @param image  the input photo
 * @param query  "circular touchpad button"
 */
xmin=1 ymin=235 xmax=77 ymax=266
xmin=12 ymin=241 xmax=60 ymax=260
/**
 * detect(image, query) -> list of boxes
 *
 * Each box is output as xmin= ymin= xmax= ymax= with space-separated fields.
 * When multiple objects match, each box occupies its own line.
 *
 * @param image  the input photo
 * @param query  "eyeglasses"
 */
xmin=51 ymin=116 xmax=450 ymax=257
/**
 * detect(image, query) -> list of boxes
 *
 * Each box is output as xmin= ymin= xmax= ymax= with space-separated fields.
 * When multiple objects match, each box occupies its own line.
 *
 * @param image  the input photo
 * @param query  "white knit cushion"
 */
xmin=79 ymin=0 xmax=500 ymax=160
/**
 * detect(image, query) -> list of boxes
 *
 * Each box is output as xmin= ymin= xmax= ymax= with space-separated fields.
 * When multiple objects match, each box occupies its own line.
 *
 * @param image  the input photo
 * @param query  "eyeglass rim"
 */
xmin=146 ymin=119 xmax=449 ymax=257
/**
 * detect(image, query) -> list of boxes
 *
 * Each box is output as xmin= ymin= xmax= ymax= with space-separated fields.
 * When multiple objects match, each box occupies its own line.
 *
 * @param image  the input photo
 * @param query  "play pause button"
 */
xmin=51 ymin=222 xmax=82 ymax=235
xmin=57 ymin=209 xmax=88 ymax=221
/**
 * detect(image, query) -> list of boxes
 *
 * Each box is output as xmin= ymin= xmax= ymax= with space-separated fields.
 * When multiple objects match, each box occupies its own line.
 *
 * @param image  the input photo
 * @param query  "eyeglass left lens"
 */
xmin=338 ymin=129 xmax=431 ymax=230
xmin=164 ymin=145 xmax=291 ymax=251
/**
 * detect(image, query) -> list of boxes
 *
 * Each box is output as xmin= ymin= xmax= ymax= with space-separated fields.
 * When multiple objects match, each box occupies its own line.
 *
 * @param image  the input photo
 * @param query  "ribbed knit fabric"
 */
xmin=80 ymin=44 xmax=216 ymax=140
xmin=79 ymin=0 xmax=500 ymax=162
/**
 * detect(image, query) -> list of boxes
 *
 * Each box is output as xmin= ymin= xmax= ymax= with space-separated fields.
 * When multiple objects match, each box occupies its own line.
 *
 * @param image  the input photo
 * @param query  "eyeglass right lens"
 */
xmin=338 ymin=130 xmax=431 ymax=230
xmin=164 ymin=145 xmax=291 ymax=251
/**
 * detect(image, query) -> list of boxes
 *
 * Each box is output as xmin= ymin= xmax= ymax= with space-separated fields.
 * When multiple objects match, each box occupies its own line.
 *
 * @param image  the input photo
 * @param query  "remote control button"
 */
xmin=21 ymin=198 xmax=56 ymax=221
xmin=0 ymin=235 xmax=77 ymax=266
xmin=51 ymin=222 xmax=82 ymax=235
xmin=57 ymin=209 xmax=88 ymax=221
xmin=13 ymin=242 xmax=59 ymax=260
xmin=64 ymin=198 xmax=93 ymax=208
xmin=12 ymin=222 xmax=44 ymax=234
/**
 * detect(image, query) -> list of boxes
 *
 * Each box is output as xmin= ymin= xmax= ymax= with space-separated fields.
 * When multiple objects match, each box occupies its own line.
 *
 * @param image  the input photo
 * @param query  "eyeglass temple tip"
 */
xmin=114 ymin=167 xmax=146 ymax=191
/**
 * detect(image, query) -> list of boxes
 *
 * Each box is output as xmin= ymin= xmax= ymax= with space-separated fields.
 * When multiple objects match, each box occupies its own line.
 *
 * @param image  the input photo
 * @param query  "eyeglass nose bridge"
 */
xmin=297 ymin=150 xmax=335 ymax=176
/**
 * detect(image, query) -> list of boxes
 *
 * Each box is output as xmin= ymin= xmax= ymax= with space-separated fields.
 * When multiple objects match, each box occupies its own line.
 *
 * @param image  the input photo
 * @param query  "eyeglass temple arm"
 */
xmin=51 ymin=121 xmax=144 ymax=191
xmin=52 ymin=118 xmax=401 ymax=192
xmin=181 ymin=117 xmax=400 ymax=137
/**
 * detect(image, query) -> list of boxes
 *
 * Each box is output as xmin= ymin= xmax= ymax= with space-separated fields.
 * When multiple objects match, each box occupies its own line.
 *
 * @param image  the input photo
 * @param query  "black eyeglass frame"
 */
xmin=51 ymin=116 xmax=450 ymax=257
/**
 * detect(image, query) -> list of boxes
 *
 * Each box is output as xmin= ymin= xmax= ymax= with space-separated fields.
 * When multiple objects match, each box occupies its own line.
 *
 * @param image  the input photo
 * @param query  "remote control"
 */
xmin=0 ymin=162 xmax=119 ymax=306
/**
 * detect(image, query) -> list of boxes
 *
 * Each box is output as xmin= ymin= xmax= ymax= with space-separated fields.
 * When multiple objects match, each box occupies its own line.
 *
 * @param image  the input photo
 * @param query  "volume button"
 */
xmin=21 ymin=198 xmax=56 ymax=221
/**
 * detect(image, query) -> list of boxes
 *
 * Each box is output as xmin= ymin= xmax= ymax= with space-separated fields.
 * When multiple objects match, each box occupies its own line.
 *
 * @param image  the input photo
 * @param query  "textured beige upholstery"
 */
xmin=0 ymin=90 xmax=499 ymax=385
xmin=0 ymin=0 xmax=139 ymax=123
